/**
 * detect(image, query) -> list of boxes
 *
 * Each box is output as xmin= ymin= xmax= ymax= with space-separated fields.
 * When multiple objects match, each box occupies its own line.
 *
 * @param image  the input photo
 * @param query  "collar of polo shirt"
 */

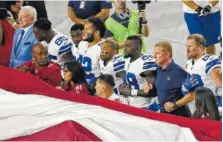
xmin=159 ymin=60 xmax=174 ymax=71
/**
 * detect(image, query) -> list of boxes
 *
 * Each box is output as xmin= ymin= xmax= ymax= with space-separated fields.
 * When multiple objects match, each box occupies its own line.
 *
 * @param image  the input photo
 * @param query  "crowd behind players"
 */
xmin=0 ymin=0 xmax=222 ymax=121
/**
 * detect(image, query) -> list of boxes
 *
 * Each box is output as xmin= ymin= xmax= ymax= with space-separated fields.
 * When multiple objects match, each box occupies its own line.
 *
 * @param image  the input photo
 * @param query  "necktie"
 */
xmin=14 ymin=30 xmax=25 ymax=54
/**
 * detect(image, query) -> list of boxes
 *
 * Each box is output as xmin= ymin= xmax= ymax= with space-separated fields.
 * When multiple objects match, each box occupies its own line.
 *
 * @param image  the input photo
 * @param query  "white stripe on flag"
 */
xmin=0 ymin=89 xmax=197 ymax=141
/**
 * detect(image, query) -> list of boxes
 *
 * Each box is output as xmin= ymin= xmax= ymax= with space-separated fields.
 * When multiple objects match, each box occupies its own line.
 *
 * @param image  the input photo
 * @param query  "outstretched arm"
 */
xmin=68 ymin=6 xmax=86 ymax=25
xmin=95 ymin=8 xmax=110 ymax=21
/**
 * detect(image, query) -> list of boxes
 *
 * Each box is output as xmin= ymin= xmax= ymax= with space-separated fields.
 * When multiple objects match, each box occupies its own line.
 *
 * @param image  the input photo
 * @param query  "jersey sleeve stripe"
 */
xmin=72 ymin=55 xmax=77 ymax=61
xmin=59 ymin=42 xmax=72 ymax=52
xmin=59 ymin=46 xmax=72 ymax=55
xmin=143 ymin=64 xmax=157 ymax=70
xmin=114 ymin=65 xmax=125 ymax=72
xmin=205 ymin=58 xmax=221 ymax=74
xmin=113 ymin=61 xmax=125 ymax=68
xmin=59 ymin=47 xmax=71 ymax=55
xmin=112 ymin=55 xmax=122 ymax=60
xmin=143 ymin=62 xmax=156 ymax=66
xmin=48 ymin=54 xmax=57 ymax=60
xmin=205 ymin=63 xmax=221 ymax=75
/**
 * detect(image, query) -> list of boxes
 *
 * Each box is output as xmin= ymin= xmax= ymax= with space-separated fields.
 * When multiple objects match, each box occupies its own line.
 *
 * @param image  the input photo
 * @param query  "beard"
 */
xmin=100 ymin=55 xmax=106 ymax=61
xmin=74 ymin=41 xmax=81 ymax=47
xmin=100 ymin=54 xmax=111 ymax=62
xmin=83 ymin=33 xmax=94 ymax=42
xmin=124 ymin=54 xmax=129 ymax=58
xmin=124 ymin=52 xmax=131 ymax=58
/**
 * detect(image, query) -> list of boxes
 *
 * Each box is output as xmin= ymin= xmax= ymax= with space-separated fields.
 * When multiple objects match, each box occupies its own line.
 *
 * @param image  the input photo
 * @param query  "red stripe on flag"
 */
xmin=7 ymin=120 xmax=101 ymax=141
xmin=0 ymin=67 xmax=222 ymax=141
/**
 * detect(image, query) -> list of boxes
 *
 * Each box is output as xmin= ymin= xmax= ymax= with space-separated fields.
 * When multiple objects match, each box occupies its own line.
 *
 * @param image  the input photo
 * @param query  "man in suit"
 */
xmin=9 ymin=6 xmax=38 ymax=68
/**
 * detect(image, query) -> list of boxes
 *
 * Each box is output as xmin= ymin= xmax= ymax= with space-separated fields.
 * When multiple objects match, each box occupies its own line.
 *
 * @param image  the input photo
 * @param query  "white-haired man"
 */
xmin=9 ymin=6 xmax=38 ymax=68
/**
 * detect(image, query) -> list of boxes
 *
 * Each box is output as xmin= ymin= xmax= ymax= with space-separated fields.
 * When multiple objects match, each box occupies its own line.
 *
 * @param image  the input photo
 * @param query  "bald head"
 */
xmin=32 ymin=42 xmax=46 ymax=53
xmin=32 ymin=42 xmax=49 ymax=67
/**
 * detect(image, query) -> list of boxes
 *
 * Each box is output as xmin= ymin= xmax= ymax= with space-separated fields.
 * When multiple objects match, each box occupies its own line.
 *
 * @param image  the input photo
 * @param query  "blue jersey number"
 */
xmin=141 ymin=55 xmax=153 ymax=61
xmin=78 ymin=55 xmax=83 ymax=63
xmin=72 ymin=55 xmax=77 ymax=61
xmin=55 ymin=36 xmax=68 ymax=46
xmin=202 ymin=55 xmax=210 ymax=61
xmin=126 ymin=72 xmax=139 ymax=89
xmin=78 ymin=55 xmax=95 ymax=80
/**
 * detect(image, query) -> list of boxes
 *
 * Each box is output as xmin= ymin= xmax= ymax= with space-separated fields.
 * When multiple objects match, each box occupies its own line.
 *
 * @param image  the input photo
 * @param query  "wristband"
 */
xmin=195 ymin=6 xmax=202 ymax=12
xmin=142 ymin=20 xmax=148 ymax=25
xmin=131 ymin=89 xmax=138 ymax=96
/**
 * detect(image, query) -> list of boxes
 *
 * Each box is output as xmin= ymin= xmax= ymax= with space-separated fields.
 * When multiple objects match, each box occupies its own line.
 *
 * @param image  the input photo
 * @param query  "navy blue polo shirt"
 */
xmin=155 ymin=60 xmax=187 ymax=112
xmin=68 ymin=1 xmax=112 ymax=19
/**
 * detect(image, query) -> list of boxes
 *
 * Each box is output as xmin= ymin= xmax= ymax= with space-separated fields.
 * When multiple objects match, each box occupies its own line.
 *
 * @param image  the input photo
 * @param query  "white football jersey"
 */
xmin=109 ymin=93 xmax=127 ymax=104
xmin=99 ymin=54 xmax=125 ymax=94
xmin=71 ymin=44 xmax=79 ymax=62
xmin=125 ymin=54 xmax=157 ymax=108
xmin=78 ymin=40 xmax=103 ymax=83
xmin=47 ymin=32 xmax=73 ymax=67
xmin=186 ymin=54 xmax=221 ymax=113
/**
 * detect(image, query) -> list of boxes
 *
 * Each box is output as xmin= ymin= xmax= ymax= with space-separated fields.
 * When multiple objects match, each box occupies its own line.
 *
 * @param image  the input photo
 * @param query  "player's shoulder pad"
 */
xmin=200 ymin=54 xmax=218 ymax=62
xmin=205 ymin=54 xmax=221 ymax=74
xmin=98 ymin=40 xmax=105 ymax=48
xmin=201 ymin=54 xmax=221 ymax=65
xmin=208 ymin=54 xmax=221 ymax=61
xmin=141 ymin=54 xmax=157 ymax=70
xmin=113 ymin=55 xmax=125 ymax=72
xmin=111 ymin=54 xmax=124 ymax=63
xmin=98 ymin=42 xmax=103 ymax=47
xmin=78 ymin=41 xmax=88 ymax=48
xmin=141 ymin=54 xmax=155 ymax=61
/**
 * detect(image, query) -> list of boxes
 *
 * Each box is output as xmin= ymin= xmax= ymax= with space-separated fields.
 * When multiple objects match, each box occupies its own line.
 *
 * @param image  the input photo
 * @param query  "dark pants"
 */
xmin=161 ymin=106 xmax=191 ymax=118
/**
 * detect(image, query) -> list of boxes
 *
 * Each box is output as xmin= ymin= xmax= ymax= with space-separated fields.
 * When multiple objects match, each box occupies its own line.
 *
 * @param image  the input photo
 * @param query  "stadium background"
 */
xmin=45 ymin=0 xmax=221 ymax=68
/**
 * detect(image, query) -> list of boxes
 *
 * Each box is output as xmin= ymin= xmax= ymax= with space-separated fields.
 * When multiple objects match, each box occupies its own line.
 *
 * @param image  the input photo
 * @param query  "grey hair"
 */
xmin=20 ymin=6 xmax=37 ymax=22
xmin=187 ymin=34 xmax=206 ymax=47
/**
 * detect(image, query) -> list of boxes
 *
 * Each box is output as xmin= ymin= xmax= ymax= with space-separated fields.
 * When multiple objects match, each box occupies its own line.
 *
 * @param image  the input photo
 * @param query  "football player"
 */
xmin=165 ymin=34 xmax=222 ymax=114
xmin=119 ymin=35 xmax=157 ymax=108
xmin=70 ymin=24 xmax=84 ymax=61
xmin=95 ymin=74 xmax=127 ymax=104
xmin=78 ymin=17 xmax=106 ymax=85
xmin=33 ymin=18 xmax=73 ymax=68
xmin=99 ymin=39 xmax=125 ymax=95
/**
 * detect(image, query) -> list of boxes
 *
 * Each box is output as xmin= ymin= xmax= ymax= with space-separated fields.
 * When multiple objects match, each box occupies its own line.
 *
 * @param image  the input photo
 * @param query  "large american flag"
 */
xmin=0 ymin=67 xmax=221 ymax=141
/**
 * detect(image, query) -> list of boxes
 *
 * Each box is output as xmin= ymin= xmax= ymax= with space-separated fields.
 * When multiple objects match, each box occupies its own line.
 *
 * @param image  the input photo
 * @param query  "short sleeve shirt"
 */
xmin=68 ymin=1 xmax=112 ymax=19
xmin=155 ymin=61 xmax=187 ymax=111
